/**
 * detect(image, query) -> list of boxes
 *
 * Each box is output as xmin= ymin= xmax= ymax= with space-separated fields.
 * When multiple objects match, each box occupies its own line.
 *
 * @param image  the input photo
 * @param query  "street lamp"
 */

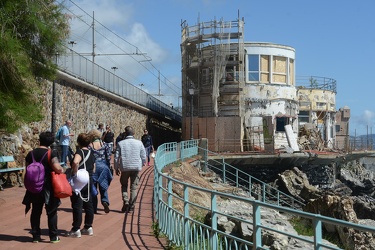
xmin=111 ymin=66 xmax=118 ymax=72
xmin=68 ymin=41 xmax=76 ymax=47
xmin=51 ymin=52 xmax=60 ymax=160
xmin=139 ymin=83 xmax=144 ymax=90
xmin=189 ymin=88 xmax=194 ymax=139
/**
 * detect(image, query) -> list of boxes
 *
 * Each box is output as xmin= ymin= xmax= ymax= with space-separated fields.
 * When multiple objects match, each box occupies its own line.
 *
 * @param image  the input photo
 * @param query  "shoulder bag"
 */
xmin=49 ymin=149 xmax=72 ymax=198
xmin=70 ymin=149 xmax=90 ymax=201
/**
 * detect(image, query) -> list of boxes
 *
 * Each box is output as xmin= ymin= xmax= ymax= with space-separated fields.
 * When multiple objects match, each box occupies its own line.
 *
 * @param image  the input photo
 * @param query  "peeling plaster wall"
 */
xmin=242 ymin=43 xmax=298 ymax=150
xmin=243 ymin=84 xmax=298 ymax=149
xmin=298 ymin=88 xmax=337 ymax=148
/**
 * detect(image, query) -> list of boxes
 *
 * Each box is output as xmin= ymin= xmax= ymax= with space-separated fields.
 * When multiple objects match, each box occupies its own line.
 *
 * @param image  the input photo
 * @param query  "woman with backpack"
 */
xmin=22 ymin=131 xmax=64 ymax=243
xmin=67 ymin=133 xmax=96 ymax=238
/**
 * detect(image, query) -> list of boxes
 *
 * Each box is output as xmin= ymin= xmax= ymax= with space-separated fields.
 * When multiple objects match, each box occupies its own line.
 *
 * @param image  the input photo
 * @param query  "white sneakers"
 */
xmin=81 ymin=227 xmax=94 ymax=236
xmin=67 ymin=227 xmax=94 ymax=237
xmin=67 ymin=229 xmax=81 ymax=238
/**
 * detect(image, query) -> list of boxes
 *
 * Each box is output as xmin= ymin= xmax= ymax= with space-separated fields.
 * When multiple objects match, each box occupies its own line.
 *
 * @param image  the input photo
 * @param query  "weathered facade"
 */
xmin=296 ymin=76 xmax=337 ymax=149
xmin=181 ymin=19 xmax=298 ymax=152
xmin=335 ymin=106 xmax=350 ymax=150
xmin=180 ymin=17 xmax=347 ymax=153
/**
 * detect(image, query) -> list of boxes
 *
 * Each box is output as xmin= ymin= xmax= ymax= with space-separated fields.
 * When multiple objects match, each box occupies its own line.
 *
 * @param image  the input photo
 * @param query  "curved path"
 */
xmin=0 ymin=162 xmax=167 ymax=249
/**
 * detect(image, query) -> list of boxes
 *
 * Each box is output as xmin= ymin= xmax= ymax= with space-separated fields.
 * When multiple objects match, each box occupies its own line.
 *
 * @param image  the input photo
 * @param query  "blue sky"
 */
xmin=64 ymin=0 xmax=375 ymax=136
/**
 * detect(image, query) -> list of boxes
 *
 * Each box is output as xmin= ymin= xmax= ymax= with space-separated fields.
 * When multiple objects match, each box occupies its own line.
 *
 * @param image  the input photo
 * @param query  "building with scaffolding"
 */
xmin=181 ymin=18 xmax=299 ymax=152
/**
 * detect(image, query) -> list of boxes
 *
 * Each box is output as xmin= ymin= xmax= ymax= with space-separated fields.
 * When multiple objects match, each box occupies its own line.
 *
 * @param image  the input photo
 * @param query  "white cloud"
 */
xmin=351 ymin=109 xmax=375 ymax=135
xmin=65 ymin=0 xmax=169 ymax=89
xmin=126 ymin=23 xmax=167 ymax=64
xmin=363 ymin=110 xmax=375 ymax=124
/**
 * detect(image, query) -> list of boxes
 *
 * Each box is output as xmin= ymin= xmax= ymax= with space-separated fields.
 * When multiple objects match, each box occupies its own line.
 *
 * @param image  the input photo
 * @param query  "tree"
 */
xmin=0 ymin=0 xmax=69 ymax=133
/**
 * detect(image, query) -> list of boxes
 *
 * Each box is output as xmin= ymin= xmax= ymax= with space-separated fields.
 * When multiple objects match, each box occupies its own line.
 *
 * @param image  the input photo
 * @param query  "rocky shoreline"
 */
xmin=166 ymin=158 xmax=375 ymax=249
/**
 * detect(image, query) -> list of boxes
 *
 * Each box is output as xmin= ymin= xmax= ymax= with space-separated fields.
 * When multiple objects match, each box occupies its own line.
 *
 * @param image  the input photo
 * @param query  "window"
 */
xmin=260 ymin=55 xmax=270 ymax=82
xmin=248 ymin=54 xmax=259 ymax=81
xmin=300 ymin=102 xmax=310 ymax=108
xmin=272 ymin=56 xmax=287 ymax=83
xmin=336 ymin=125 xmax=341 ymax=132
xmin=276 ymin=117 xmax=288 ymax=132
xmin=316 ymin=102 xmax=326 ymax=109
xmin=298 ymin=111 xmax=310 ymax=123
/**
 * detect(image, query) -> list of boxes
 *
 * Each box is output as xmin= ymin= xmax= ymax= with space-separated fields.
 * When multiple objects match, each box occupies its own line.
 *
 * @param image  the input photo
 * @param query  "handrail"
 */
xmin=296 ymin=76 xmax=337 ymax=93
xmin=202 ymin=148 xmax=305 ymax=208
xmin=56 ymin=49 xmax=182 ymax=123
xmin=154 ymin=139 xmax=375 ymax=249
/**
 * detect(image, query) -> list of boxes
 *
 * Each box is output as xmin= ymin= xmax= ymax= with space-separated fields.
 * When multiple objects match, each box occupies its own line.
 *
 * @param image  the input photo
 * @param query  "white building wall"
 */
xmin=243 ymin=43 xmax=298 ymax=150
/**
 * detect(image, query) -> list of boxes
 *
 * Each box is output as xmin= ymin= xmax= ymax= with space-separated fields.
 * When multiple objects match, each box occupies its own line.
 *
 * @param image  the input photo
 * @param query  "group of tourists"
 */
xmin=22 ymin=121 xmax=154 ymax=243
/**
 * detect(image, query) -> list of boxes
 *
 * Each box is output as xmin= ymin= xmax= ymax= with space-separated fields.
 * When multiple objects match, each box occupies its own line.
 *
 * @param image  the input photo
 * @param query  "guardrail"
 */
xmin=296 ymin=76 xmax=337 ymax=93
xmin=154 ymin=139 xmax=375 ymax=249
xmin=203 ymin=150 xmax=305 ymax=209
xmin=56 ymin=49 xmax=181 ymax=123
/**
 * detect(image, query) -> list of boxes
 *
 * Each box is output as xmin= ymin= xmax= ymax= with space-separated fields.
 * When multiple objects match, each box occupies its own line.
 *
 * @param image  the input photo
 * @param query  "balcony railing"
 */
xmin=296 ymin=76 xmax=337 ymax=93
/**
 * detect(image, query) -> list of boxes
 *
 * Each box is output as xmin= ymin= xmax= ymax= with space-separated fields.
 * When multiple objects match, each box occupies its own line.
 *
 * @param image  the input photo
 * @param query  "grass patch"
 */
xmin=151 ymin=221 xmax=163 ymax=238
xmin=289 ymin=216 xmax=345 ymax=249
xmin=289 ymin=216 xmax=314 ymax=236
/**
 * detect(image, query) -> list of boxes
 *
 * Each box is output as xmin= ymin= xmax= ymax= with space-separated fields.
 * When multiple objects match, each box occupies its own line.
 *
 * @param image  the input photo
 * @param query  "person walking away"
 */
xmin=97 ymin=123 xmax=104 ymax=134
xmin=101 ymin=125 xmax=114 ymax=153
xmin=115 ymin=131 xmax=126 ymax=146
xmin=141 ymin=129 xmax=154 ymax=166
xmin=114 ymin=126 xmax=146 ymax=213
xmin=67 ymin=133 xmax=96 ymax=238
xmin=58 ymin=120 xmax=74 ymax=166
xmin=88 ymin=129 xmax=113 ymax=214
xmin=22 ymin=131 xmax=64 ymax=243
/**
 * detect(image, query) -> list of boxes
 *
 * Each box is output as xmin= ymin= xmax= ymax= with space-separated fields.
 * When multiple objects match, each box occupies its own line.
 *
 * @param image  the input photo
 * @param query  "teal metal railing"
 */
xmin=154 ymin=139 xmax=375 ymax=249
xmin=202 ymin=150 xmax=305 ymax=209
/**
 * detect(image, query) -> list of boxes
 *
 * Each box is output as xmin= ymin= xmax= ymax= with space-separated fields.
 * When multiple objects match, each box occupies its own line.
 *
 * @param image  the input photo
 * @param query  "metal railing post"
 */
xmin=210 ymin=193 xmax=218 ymax=249
xmin=183 ymin=185 xmax=189 ymax=249
xmin=314 ymin=218 xmax=323 ymax=250
xmin=253 ymin=202 xmax=262 ymax=248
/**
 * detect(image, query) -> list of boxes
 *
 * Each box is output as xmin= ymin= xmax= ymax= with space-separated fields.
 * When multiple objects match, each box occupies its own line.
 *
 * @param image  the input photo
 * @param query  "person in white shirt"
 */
xmin=114 ymin=126 xmax=146 ymax=213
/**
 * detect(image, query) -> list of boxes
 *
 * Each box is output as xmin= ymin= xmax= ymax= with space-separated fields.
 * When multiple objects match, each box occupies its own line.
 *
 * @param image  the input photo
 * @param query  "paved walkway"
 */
xmin=0 ymin=162 xmax=168 ymax=249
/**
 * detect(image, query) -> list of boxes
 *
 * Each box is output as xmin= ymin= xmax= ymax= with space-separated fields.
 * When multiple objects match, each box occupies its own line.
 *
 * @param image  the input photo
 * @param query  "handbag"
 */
xmin=51 ymin=172 xmax=72 ymax=198
xmin=70 ymin=149 xmax=90 ymax=202
xmin=48 ymin=149 xmax=72 ymax=198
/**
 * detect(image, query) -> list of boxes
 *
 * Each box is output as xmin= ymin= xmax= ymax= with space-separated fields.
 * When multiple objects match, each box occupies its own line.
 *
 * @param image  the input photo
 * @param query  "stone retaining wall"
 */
xmin=1 ymin=77 xmax=148 ymax=168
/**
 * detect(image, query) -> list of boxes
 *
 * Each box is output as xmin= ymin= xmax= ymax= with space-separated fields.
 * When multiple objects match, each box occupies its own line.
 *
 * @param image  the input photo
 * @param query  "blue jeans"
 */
xmin=92 ymin=160 xmax=112 ymax=213
xmin=145 ymin=146 xmax=152 ymax=164
xmin=60 ymin=145 xmax=73 ymax=166
xmin=60 ymin=145 xmax=68 ymax=166
xmin=92 ymin=183 xmax=109 ymax=213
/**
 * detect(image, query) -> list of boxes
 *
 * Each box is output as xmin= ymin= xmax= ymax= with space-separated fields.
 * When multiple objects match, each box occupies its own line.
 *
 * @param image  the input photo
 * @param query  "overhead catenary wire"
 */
xmin=63 ymin=0 xmax=181 ymax=96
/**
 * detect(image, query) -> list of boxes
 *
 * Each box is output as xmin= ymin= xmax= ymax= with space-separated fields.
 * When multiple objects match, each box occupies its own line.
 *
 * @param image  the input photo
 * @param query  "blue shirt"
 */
xmin=59 ymin=125 xmax=70 ymax=146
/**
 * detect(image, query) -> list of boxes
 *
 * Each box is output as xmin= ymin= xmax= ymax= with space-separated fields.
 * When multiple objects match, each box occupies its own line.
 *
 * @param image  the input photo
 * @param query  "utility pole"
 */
xmin=92 ymin=11 xmax=95 ymax=63
xmin=158 ymin=70 xmax=161 ymax=96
